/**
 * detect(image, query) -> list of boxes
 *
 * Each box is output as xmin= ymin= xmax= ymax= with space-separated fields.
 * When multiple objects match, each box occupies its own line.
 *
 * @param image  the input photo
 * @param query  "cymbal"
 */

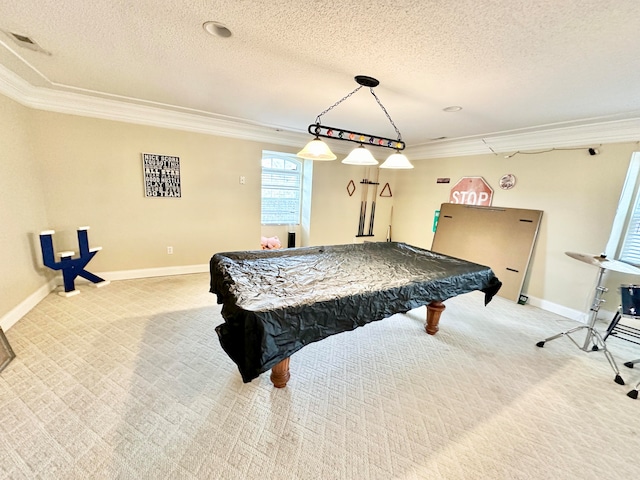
xmin=565 ymin=252 xmax=640 ymax=275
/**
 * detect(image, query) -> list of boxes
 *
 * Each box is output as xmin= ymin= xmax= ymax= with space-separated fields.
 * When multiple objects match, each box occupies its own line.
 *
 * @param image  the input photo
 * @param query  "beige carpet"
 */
xmin=1 ymin=273 xmax=639 ymax=479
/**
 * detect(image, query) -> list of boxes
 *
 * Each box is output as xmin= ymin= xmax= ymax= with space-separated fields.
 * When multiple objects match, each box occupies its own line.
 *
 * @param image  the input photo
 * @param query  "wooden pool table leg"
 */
xmin=270 ymin=357 xmax=291 ymax=388
xmin=426 ymin=301 xmax=446 ymax=335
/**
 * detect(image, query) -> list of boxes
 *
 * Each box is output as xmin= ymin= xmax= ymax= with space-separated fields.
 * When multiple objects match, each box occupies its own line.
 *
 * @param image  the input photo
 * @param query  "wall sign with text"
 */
xmin=449 ymin=176 xmax=493 ymax=206
xmin=142 ymin=153 xmax=181 ymax=197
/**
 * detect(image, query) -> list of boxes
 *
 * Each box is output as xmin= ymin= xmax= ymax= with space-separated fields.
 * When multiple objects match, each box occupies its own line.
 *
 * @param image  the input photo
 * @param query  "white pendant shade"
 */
xmin=380 ymin=152 xmax=414 ymax=169
xmin=296 ymin=138 xmax=337 ymax=160
xmin=341 ymin=145 xmax=379 ymax=165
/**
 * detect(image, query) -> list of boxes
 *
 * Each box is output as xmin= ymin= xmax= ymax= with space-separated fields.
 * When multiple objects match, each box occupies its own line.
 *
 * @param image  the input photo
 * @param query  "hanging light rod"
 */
xmin=297 ymin=75 xmax=413 ymax=168
xmin=306 ymin=124 xmax=405 ymax=151
xmin=305 ymin=75 xmax=405 ymax=151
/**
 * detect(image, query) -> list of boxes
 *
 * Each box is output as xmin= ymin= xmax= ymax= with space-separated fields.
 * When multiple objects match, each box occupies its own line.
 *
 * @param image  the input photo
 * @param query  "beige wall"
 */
xmin=3 ymin=89 xmax=639 ymax=323
xmin=392 ymin=144 xmax=638 ymax=312
xmin=1 ymin=100 xmax=399 ymax=322
xmin=29 ymin=111 xmax=269 ymax=271
xmin=260 ymin=159 xmax=395 ymax=247
xmin=0 ymin=95 xmax=50 ymax=318
xmin=309 ymin=161 xmax=395 ymax=245
xmin=27 ymin=111 xmax=398 ymax=271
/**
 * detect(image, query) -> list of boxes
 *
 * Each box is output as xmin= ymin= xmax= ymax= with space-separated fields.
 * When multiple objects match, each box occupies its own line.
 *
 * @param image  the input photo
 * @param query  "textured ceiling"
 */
xmin=1 ymin=0 xmax=639 ymax=151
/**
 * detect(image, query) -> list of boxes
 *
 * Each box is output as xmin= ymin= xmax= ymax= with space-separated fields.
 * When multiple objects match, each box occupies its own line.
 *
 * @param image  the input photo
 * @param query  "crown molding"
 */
xmin=0 ymin=64 xmax=308 ymax=147
xmin=1 ymin=64 xmax=639 ymax=159
xmin=406 ymin=117 xmax=640 ymax=159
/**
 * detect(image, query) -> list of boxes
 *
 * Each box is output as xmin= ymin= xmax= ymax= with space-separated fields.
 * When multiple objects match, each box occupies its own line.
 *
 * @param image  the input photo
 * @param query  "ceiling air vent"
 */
xmin=2 ymin=30 xmax=51 ymax=55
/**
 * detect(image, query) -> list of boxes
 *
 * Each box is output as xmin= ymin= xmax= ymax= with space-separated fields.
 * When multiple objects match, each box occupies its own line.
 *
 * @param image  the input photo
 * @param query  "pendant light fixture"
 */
xmin=380 ymin=151 xmax=413 ymax=169
xmin=296 ymin=136 xmax=337 ymax=160
xmin=297 ymin=75 xmax=413 ymax=168
xmin=342 ymin=145 xmax=378 ymax=165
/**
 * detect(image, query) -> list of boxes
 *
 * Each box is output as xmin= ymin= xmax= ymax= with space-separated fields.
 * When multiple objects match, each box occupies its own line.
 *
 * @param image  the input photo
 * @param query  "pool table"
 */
xmin=210 ymin=242 xmax=501 ymax=387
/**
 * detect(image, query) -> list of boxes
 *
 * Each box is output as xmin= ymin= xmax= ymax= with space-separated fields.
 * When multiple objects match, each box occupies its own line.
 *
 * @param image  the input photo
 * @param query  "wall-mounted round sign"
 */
xmin=499 ymin=173 xmax=516 ymax=190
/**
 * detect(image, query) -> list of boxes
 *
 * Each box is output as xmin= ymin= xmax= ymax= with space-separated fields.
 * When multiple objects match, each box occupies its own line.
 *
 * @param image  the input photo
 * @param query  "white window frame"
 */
xmin=261 ymin=151 xmax=303 ymax=226
xmin=606 ymin=152 xmax=640 ymax=264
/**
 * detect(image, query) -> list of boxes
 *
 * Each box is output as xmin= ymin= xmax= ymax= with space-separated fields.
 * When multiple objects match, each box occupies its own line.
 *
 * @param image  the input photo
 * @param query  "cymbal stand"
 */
xmin=536 ymin=266 xmax=624 ymax=385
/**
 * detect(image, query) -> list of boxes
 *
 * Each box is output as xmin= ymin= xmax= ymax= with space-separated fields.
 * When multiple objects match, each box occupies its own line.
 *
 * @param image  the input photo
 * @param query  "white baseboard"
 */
xmin=524 ymin=295 xmax=588 ymax=323
xmin=0 ymin=264 xmax=209 ymax=331
xmin=526 ymin=295 xmax=620 ymax=326
xmin=96 ymin=264 xmax=209 ymax=282
xmin=0 ymin=279 xmax=57 ymax=331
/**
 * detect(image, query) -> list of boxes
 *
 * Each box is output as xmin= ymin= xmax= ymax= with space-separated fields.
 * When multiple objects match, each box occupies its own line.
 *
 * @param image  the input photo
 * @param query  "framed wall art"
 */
xmin=142 ymin=153 xmax=181 ymax=197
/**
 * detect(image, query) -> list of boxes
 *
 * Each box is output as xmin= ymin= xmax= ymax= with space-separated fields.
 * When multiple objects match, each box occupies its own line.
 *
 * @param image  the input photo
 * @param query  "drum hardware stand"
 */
xmin=536 ymin=265 xmax=624 ymax=385
xmin=622 ymin=351 xmax=640 ymax=398
xmin=604 ymin=312 xmax=640 ymax=400
xmin=603 ymin=302 xmax=640 ymax=399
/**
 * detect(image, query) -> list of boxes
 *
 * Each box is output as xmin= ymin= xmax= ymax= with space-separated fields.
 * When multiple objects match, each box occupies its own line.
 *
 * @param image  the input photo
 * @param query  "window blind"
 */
xmin=261 ymin=154 xmax=302 ymax=225
xmin=620 ymin=193 xmax=640 ymax=265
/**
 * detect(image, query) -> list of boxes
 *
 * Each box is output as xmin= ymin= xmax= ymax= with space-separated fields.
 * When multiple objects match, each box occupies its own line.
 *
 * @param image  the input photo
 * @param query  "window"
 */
xmin=620 ymin=194 xmax=640 ymax=265
xmin=261 ymin=151 xmax=302 ymax=225
xmin=606 ymin=152 xmax=640 ymax=264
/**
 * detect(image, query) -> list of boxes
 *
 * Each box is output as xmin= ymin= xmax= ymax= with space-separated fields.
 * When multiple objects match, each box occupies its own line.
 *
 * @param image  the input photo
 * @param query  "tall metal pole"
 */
xmin=582 ymin=267 xmax=607 ymax=351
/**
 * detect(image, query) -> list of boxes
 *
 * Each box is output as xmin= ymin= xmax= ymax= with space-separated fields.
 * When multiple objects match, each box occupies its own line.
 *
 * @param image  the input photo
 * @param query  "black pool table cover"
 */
xmin=209 ymin=241 xmax=502 ymax=383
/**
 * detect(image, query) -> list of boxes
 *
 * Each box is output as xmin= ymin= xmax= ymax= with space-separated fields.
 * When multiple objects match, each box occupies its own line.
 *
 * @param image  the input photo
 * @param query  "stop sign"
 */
xmin=449 ymin=177 xmax=493 ymax=206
